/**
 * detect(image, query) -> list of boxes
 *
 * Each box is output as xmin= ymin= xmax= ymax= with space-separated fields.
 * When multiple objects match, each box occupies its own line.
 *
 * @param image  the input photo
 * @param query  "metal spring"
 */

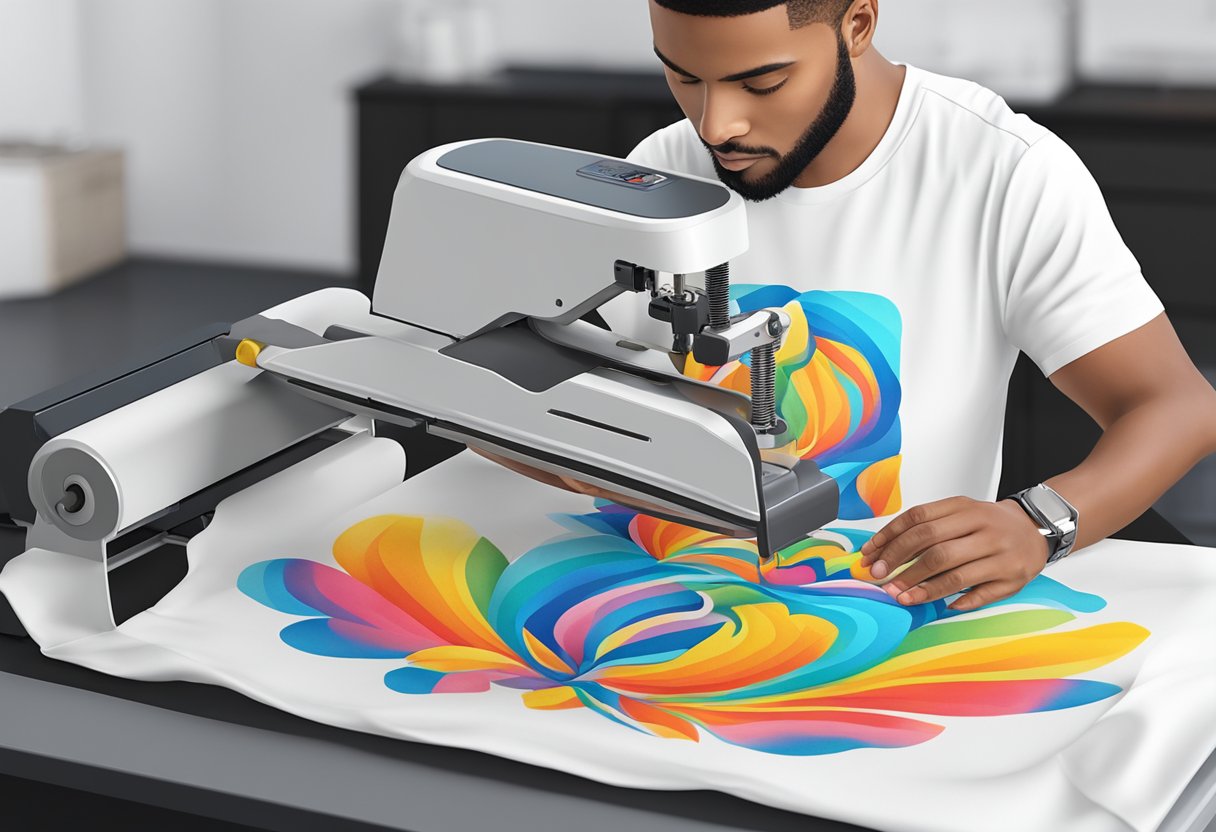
xmin=750 ymin=343 xmax=777 ymax=431
xmin=705 ymin=263 xmax=731 ymax=330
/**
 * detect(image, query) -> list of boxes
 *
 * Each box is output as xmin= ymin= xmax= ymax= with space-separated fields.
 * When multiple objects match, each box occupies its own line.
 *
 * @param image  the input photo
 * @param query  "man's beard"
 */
xmin=702 ymin=34 xmax=857 ymax=202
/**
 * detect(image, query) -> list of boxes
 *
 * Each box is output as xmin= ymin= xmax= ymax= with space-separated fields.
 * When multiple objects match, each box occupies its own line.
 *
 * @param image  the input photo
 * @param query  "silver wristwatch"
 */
xmin=1007 ymin=483 xmax=1079 ymax=565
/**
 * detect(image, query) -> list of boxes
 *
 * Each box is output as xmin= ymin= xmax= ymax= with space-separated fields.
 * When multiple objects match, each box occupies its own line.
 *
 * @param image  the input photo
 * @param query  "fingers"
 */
xmin=557 ymin=474 xmax=596 ymax=495
xmin=882 ymin=534 xmax=988 ymax=594
xmin=556 ymin=475 xmax=613 ymax=501
xmin=473 ymin=449 xmax=574 ymax=492
xmin=556 ymin=475 xmax=672 ymax=516
xmin=466 ymin=448 xmax=625 ymax=505
xmin=469 ymin=447 xmax=606 ymax=498
xmin=861 ymin=500 xmax=983 ymax=580
xmin=861 ymin=497 xmax=972 ymax=556
xmin=599 ymin=490 xmax=674 ymax=516
xmin=882 ymin=546 xmax=998 ymax=605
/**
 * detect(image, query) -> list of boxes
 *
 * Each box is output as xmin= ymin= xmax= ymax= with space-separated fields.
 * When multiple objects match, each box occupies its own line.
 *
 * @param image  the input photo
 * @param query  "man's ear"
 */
xmin=841 ymin=0 xmax=879 ymax=57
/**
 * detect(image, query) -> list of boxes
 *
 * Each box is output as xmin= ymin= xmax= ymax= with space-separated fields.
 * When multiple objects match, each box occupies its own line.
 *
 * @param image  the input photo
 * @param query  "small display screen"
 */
xmin=1032 ymin=489 xmax=1072 ymax=523
xmin=576 ymin=159 xmax=672 ymax=191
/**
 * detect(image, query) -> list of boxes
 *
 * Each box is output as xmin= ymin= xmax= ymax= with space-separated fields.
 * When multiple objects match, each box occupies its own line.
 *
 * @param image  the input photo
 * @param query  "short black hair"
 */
xmin=652 ymin=0 xmax=853 ymax=29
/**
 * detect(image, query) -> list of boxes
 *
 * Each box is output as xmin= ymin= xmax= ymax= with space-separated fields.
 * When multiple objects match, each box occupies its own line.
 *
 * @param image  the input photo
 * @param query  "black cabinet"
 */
xmin=355 ymin=69 xmax=1216 ymax=543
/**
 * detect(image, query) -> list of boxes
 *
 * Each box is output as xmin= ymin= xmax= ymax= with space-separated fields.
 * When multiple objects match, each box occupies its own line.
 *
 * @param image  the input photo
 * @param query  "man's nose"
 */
xmin=698 ymin=88 xmax=749 ymax=149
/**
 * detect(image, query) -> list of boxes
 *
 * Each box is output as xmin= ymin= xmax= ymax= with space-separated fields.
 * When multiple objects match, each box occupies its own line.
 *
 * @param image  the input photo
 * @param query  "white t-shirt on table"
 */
xmin=598 ymin=64 xmax=1163 ymax=529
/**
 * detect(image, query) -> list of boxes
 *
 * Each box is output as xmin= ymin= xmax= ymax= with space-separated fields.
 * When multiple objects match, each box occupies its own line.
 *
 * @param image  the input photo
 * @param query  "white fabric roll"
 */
xmin=26 ymin=286 xmax=373 ymax=542
xmin=28 ymin=360 xmax=350 ymax=541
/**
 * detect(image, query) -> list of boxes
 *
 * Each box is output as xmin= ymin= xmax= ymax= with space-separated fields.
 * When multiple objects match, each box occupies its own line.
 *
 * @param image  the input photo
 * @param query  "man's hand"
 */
xmin=467 ymin=446 xmax=674 ymax=515
xmin=857 ymin=497 xmax=1050 ymax=612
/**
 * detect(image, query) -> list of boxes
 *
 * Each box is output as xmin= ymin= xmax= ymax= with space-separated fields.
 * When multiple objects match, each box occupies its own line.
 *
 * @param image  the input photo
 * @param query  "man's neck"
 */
xmin=792 ymin=50 xmax=905 ymax=189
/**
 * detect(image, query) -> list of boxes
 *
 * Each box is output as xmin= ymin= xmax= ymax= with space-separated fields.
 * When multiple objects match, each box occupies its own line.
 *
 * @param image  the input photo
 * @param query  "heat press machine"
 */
xmin=227 ymin=138 xmax=840 ymax=559
xmin=1 ymin=138 xmax=839 ymax=629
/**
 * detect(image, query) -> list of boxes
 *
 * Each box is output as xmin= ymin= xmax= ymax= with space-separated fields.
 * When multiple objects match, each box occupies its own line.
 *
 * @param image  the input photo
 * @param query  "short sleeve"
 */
xmin=997 ymin=133 xmax=1164 ymax=377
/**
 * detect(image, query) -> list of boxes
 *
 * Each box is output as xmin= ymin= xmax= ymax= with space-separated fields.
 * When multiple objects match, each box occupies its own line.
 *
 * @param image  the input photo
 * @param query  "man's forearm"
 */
xmin=862 ymin=323 xmax=1216 ymax=608
xmin=1044 ymin=393 xmax=1216 ymax=551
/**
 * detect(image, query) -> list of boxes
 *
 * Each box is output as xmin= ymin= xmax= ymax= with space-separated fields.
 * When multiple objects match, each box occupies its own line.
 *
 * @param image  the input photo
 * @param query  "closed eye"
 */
xmin=746 ymin=79 xmax=788 ymax=96
xmin=678 ymin=78 xmax=788 ymax=96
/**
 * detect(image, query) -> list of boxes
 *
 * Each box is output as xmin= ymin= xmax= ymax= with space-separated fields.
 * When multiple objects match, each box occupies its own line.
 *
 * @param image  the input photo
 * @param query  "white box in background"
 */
xmin=1079 ymin=0 xmax=1216 ymax=86
xmin=0 ymin=144 xmax=126 ymax=299
xmin=876 ymin=0 xmax=1075 ymax=104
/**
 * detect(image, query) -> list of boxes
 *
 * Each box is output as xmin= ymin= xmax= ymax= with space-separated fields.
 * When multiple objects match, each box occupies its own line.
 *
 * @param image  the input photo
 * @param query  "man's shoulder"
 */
xmin=909 ymin=66 xmax=1103 ymax=196
xmin=909 ymin=65 xmax=1050 ymax=154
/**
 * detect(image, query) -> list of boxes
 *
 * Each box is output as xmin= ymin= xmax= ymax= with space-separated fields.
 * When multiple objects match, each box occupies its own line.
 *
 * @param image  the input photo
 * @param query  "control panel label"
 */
xmin=576 ymin=159 xmax=672 ymax=191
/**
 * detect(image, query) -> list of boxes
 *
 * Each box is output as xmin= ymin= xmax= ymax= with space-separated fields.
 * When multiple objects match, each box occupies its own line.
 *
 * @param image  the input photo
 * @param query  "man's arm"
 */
xmin=1042 ymin=312 xmax=1216 ymax=549
xmin=860 ymin=312 xmax=1216 ymax=610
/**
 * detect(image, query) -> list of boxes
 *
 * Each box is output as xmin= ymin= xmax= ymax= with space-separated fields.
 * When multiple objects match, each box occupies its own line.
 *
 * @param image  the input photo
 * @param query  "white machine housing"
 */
xmin=372 ymin=138 xmax=749 ymax=339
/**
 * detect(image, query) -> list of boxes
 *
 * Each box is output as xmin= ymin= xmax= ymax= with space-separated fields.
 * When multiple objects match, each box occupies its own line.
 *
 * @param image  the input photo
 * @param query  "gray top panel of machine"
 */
xmin=436 ymin=140 xmax=731 ymax=220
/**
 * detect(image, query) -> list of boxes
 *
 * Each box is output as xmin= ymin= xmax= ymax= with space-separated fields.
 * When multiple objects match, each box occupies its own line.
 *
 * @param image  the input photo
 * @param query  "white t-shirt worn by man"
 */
xmin=598 ymin=64 xmax=1163 ymax=530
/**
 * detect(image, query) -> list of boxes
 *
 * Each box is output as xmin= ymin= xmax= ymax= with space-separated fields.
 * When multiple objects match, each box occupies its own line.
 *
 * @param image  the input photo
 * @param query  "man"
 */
xmin=491 ymin=0 xmax=1216 ymax=613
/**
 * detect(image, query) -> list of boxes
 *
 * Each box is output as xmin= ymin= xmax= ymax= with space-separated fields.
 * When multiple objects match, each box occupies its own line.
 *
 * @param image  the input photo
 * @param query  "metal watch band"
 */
xmin=1006 ymin=483 xmax=1079 ymax=565
xmin=1010 ymin=490 xmax=1061 ymax=560
xmin=1036 ymin=482 xmax=1078 ymax=564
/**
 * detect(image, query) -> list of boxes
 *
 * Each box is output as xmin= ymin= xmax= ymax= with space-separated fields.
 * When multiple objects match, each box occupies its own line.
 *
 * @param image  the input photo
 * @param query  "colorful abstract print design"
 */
xmin=682 ymin=286 xmax=902 ymax=520
xmin=239 ymin=506 xmax=1148 ymax=757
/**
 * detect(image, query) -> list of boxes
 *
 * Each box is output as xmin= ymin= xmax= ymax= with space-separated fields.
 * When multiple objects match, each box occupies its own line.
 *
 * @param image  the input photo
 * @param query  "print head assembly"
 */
xmin=214 ymin=138 xmax=842 ymax=558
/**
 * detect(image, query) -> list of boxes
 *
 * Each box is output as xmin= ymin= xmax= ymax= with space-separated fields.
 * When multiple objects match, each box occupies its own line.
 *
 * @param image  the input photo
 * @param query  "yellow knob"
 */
xmin=235 ymin=339 xmax=266 ymax=368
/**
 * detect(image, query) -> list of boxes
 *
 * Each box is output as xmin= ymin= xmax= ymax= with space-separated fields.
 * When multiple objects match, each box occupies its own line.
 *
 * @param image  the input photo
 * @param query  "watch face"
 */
xmin=1028 ymin=487 xmax=1072 ymax=526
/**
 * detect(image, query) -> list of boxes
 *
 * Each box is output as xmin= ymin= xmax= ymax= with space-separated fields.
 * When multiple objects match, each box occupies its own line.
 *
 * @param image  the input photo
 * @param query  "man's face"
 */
xmin=649 ymin=2 xmax=856 ymax=202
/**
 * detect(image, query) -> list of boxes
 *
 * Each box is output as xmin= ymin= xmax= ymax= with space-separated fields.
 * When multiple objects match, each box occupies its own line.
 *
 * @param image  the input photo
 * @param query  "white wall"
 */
xmin=64 ymin=0 xmax=657 ymax=273
xmin=485 ymin=0 xmax=657 ymax=70
xmin=0 ymin=0 xmax=656 ymax=274
xmin=78 ymin=0 xmax=400 ymax=272
xmin=0 ymin=0 xmax=85 ymax=139
xmin=1078 ymin=0 xmax=1216 ymax=85
xmin=873 ymin=0 xmax=1074 ymax=102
